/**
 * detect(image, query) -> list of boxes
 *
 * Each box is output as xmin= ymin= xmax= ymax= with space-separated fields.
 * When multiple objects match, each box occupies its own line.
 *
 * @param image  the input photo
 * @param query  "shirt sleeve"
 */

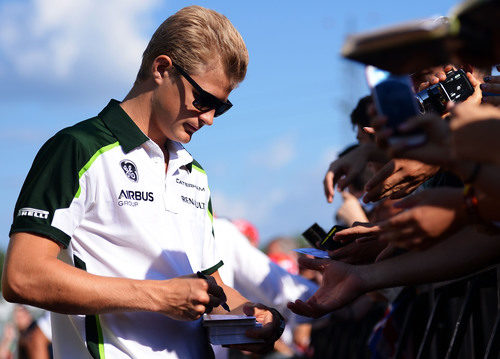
xmin=10 ymin=132 xmax=90 ymax=248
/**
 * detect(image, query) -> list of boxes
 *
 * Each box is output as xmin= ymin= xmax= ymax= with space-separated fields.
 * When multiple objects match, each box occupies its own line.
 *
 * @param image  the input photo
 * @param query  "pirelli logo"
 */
xmin=17 ymin=207 xmax=49 ymax=219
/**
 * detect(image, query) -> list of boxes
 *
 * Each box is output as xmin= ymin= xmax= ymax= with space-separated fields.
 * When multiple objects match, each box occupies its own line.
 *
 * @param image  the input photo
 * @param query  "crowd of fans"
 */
xmin=288 ymin=62 xmax=500 ymax=317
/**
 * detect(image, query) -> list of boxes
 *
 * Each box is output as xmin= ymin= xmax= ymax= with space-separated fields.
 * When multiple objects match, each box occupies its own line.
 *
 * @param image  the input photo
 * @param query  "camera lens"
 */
xmin=415 ymin=92 xmax=427 ymax=114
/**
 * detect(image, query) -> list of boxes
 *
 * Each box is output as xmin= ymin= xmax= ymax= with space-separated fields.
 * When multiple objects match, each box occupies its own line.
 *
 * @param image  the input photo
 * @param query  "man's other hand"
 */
xmin=226 ymin=303 xmax=284 ymax=354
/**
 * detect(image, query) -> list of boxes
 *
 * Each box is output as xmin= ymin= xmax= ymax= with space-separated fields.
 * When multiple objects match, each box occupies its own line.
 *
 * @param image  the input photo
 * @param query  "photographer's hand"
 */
xmin=462 ymin=71 xmax=483 ymax=107
xmin=411 ymin=64 xmax=454 ymax=92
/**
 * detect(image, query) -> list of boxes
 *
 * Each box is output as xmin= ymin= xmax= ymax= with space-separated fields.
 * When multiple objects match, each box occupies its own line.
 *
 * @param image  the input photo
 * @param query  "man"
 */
xmin=2 ymin=6 xmax=283 ymax=359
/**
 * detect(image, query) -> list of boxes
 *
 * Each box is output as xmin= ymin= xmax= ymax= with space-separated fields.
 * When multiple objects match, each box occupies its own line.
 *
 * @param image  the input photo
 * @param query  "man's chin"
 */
xmin=177 ymin=132 xmax=193 ymax=144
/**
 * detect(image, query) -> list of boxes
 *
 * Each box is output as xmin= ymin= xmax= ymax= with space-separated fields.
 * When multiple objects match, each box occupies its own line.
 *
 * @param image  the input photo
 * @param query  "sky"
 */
xmin=0 ymin=0 xmax=461 ymax=249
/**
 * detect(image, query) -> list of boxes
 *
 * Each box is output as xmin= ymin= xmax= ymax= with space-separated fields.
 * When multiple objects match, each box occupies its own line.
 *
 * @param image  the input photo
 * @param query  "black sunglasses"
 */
xmin=172 ymin=63 xmax=232 ymax=117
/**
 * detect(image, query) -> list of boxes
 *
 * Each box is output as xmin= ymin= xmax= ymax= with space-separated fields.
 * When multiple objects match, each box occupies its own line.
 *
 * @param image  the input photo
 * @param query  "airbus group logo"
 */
xmin=120 ymin=160 xmax=138 ymax=182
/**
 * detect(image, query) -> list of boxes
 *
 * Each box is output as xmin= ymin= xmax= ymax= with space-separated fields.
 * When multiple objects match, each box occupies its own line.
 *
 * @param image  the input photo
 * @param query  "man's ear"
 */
xmin=151 ymin=55 xmax=173 ymax=84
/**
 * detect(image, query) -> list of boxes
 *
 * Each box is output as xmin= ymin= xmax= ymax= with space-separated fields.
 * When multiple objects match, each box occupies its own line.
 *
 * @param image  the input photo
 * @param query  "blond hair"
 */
xmin=136 ymin=5 xmax=248 ymax=88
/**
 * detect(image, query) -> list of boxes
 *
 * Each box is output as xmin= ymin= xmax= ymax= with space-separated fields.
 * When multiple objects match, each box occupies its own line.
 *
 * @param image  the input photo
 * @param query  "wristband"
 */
xmin=268 ymin=308 xmax=286 ymax=341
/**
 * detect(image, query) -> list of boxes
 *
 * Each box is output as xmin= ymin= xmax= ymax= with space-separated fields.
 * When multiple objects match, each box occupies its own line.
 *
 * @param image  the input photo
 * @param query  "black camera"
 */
xmin=415 ymin=69 xmax=474 ymax=115
xmin=302 ymin=223 xmax=348 ymax=251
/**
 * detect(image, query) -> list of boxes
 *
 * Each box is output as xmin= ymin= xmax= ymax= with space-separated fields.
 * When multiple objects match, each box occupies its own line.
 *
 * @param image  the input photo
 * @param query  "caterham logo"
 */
xmin=120 ymin=160 xmax=138 ymax=182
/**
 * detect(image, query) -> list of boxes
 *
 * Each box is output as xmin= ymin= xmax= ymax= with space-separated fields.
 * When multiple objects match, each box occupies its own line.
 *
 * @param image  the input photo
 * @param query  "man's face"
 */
xmin=151 ymin=62 xmax=232 ymax=144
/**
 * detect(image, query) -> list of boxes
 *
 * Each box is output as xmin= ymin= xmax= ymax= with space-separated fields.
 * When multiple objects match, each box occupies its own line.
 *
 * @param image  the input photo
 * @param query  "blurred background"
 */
xmin=0 ymin=0 xmax=460 ymax=252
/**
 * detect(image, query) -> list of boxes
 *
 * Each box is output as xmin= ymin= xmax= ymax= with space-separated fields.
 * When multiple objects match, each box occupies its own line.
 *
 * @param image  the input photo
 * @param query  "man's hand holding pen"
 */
xmin=196 ymin=271 xmax=230 ymax=313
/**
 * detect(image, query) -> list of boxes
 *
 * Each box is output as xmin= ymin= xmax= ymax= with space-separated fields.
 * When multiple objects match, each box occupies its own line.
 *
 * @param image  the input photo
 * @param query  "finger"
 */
xmin=417 ymin=81 xmax=430 ymax=92
xmin=363 ymin=126 xmax=375 ymax=134
xmin=355 ymin=235 xmax=378 ymax=244
xmin=388 ymin=182 xmax=420 ymax=200
xmin=297 ymin=257 xmax=331 ymax=272
xmin=338 ymin=162 xmax=363 ymax=191
xmin=334 ymin=224 xmax=380 ymax=242
xmin=429 ymin=75 xmax=440 ymax=85
xmin=192 ymin=278 xmax=210 ymax=303
xmin=364 ymin=176 xmax=404 ymax=203
xmin=465 ymin=73 xmax=483 ymax=105
xmin=242 ymin=302 xmax=257 ymax=317
xmin=351 ymin=221 xmax=372 ymax=227
xmin=466 ymin=72 xmax=480 ymax=87
xmin=443 ymin=64 xmax=454 ymax=72
xmin=364 ymin=161 xmax=394 ymax=192
xmin=287 ymin=300 xmax=325 ymax=319
xmin=435 ymin=70 xmax=447 ymax=82
xmin=287 ymin=300 xmax=316 ymax=317
xmin=243 ymin=302 xmax=271 ymax=317
xmin=193 ymin=304 xmax=206 ymax=318
xmin=324 ymin=171 xmax=335 ymax=203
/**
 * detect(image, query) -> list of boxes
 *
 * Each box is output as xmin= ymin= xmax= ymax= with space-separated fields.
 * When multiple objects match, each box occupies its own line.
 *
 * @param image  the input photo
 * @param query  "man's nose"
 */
xmin=199 ymin=110 xmax=215 ymax=126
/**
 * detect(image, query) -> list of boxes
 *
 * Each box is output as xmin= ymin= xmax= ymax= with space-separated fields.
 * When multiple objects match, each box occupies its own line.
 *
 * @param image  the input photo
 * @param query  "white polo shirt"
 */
xmin=10 ymin=100 xmax=222 ymax=359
